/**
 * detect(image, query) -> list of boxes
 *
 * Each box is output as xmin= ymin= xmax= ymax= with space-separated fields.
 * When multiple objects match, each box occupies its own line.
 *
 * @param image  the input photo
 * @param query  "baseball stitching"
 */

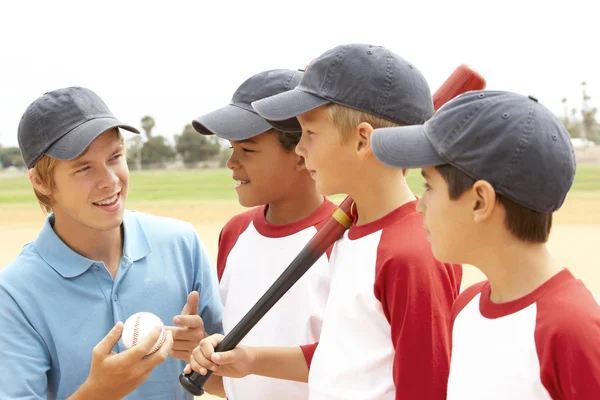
xmin=132 ymin=312 xmax=143 ymax=347
xmin=150 ymin=327 xmax=166 ymax=354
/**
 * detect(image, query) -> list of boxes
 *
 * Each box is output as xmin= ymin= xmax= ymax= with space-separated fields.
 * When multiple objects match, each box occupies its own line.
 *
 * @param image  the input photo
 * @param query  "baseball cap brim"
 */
xmin=371 ymin=125 xmax=446 ymax=169
xmin=251 ymin=89 xmax=330 ymax=122
xmin=192 ymin=104 xmax=274 ymax=140
xmin=45 ymin=117 xmax=139 ymax=161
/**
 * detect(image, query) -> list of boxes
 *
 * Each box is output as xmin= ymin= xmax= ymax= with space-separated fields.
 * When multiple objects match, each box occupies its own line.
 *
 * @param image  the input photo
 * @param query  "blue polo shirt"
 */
xmin=0 ymin=210 xmax=223 ymax=400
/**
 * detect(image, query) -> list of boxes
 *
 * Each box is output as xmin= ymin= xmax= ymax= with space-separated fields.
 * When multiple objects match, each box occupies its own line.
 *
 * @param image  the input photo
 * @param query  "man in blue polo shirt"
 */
xmin=0 ymin=87 xmax=224 ymax=399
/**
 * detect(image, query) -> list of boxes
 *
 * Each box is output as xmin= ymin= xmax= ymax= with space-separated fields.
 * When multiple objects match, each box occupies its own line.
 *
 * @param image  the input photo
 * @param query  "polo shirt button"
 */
xmin=93 ymin=265 xmax=100 ymax=271
xmin=112 ymin=294 xmax=118 ymax=301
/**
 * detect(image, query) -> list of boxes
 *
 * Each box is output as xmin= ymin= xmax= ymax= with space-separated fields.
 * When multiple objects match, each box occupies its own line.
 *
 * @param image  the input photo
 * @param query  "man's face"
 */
xmin=49 ymin=129 xmax=129 ymax=232
xmin=295 ymin=106 xmax=357 ymax=196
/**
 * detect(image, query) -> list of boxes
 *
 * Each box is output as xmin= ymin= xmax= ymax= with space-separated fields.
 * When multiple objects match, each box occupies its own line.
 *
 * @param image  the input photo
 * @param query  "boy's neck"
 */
xmin=265 ymin=182 xmax=324 ymax=226
xmin=52 ymin=212 xmax=123 ymax=278
xmin=474 ymin=238 xmax=563 ymax=304
xmin=350 ymin=170 xmax=416 ymax=226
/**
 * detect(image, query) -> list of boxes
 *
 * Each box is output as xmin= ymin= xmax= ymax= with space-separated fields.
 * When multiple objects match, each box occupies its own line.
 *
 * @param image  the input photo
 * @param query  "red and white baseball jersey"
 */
xmin=302 ymin=200 xmax=463 ymax=399
xmin=217 ymin=199 xmax=337 ymax=400
xmin=448 ymin=269 xmax=600 ymax=399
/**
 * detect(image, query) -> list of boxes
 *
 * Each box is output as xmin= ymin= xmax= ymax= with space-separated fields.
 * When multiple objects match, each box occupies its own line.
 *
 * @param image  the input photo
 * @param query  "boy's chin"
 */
xmin=237 ymin=195 xmax=264 ymax=209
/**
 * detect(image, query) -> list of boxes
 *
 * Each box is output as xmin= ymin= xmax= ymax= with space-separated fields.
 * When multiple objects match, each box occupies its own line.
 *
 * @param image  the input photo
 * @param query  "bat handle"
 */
xmin=179 ymin=336 xmax=231 ymax=396
xmin=179 ymin=370 xmax=208 ymax=396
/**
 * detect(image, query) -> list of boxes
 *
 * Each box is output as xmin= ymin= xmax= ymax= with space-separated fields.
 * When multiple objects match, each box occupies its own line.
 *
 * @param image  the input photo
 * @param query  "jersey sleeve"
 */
xmin=216 ymin=210 xmax=255 ymax=282
xmin=300 ymin=342 xmax=319 ymax=368
xmin=374 ymin=219 xmax=462 ymax=399
xmin=535 ymin=284 xmax=600 ymax=399
xmin=0 ymin=284 xmax=50 ymax=399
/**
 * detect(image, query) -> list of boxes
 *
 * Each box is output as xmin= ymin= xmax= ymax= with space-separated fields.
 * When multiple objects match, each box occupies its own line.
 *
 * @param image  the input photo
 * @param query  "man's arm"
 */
xmin=0 ymin=286 xmax=51 ymax=399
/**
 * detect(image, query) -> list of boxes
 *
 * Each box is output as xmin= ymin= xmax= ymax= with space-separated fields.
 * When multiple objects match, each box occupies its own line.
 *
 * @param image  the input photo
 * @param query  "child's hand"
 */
xmin=184 ymin=334 xmax=254 ymax=379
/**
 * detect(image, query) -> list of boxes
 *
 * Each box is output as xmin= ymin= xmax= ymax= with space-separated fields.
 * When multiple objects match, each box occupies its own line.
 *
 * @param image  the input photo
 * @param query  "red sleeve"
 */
xmin=299 ymin=342 xmax=319 ymax=368
xmin=373 ymin=216 xmax=462 ymax=400
xmin=216 ymin=209 xmax=255 ymax=282
xmin=535 ymin=281 xmax=600 ymax=399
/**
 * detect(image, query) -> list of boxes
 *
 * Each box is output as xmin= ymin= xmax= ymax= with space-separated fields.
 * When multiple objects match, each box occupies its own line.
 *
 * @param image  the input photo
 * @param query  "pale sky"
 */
xmin=0 ymin=0 xmax=597 ymax=147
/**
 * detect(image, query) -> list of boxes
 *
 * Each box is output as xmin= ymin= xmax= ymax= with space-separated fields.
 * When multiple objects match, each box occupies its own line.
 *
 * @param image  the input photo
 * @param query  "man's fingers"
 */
xmin=142 ymin=329 xmax=174 ymax=368
xmin=170 ymin=341 xmax=196 ymax=353
xmin=170 ymin=314 xmax=205 ymax=330
xmin=171 ymin=349 xmax=194 ymax=361
xmin=166 ymin=326 xmax=201 ymax=342
xmin=125 ymin=325 xmax=162 ymax=360
xmin=180 ymin=291 xmax=199 ymax=316
xmin=92 ymin=322 xmax=123 ymax=357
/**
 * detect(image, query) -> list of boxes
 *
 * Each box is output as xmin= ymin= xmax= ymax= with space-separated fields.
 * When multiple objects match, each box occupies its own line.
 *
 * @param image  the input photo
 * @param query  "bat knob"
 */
xmin=179 ymin=372 xmax=205 ymax=396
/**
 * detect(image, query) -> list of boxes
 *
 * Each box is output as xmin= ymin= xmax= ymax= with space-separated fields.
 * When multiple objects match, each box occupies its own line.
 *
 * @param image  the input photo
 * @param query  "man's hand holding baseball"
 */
xmin=69 ymin=321 xmax=174 ymax=400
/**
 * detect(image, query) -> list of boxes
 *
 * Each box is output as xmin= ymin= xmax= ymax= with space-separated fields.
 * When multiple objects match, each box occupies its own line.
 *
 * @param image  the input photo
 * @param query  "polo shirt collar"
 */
xmin=34 ymin=210 xmax=151 ymax=278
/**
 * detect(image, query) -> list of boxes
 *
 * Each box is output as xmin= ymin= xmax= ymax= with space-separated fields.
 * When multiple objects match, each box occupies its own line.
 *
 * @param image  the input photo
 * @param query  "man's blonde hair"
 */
xmin=326 ymin=104 xmax=407 ymax=174
xmin=32 ymin=129 xmax=126 ymax=213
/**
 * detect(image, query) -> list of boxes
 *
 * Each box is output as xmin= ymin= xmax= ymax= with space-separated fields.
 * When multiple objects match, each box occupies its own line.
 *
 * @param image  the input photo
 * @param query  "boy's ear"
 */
xmin=471 ymin=180 xmax=497 ymax=223
xmin=356 ymin=122 xmax=374 ymax=160
xmin=28 ymin=169 xmax=51 ymax=196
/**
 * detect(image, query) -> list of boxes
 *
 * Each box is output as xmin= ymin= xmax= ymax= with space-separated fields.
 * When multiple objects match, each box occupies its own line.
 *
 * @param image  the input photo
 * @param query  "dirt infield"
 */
xmin=3 ymin=194 xmax=599 ymax=292
xmin=1 ymin=195 xmax=599 ymax=399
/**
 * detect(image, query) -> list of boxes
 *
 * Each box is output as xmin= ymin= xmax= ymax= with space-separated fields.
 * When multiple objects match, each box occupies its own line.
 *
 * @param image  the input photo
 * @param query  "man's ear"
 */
xmin=355 ymin=122 xmax=374 ymax=160
xmin=28 ymin=169 xmax=51 ymax=196
xmin=471 ymin=180 xmax=497 ymax=223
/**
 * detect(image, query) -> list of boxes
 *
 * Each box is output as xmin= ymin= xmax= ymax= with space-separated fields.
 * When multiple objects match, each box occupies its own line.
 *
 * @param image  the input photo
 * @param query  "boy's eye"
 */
xmin=423 ymin=183 xmax=431 ymax=191
xmin=231 ymin=145 xmax=255 ymax=153
xmin=110 ymin=154 xmax=122 ymax=161
xmin=77 ymin=166 xmax=90 ymax=173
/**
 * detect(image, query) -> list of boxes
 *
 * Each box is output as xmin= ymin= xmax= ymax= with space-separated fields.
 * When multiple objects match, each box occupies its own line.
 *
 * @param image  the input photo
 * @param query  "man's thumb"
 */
xmin=181 ymin=291 xmax=199 ymax=315
xmin=94 ymin=322 xmax=123 ymax=356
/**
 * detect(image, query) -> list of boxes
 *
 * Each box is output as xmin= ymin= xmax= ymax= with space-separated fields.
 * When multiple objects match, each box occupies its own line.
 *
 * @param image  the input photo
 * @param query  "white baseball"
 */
xmin=122 ymin=312 xmax=166 ymax=356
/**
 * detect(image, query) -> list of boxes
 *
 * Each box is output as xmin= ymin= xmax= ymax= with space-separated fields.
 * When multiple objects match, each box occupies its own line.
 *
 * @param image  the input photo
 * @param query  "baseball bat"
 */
xmin=179 ymin=64 xmax=486 ymax=396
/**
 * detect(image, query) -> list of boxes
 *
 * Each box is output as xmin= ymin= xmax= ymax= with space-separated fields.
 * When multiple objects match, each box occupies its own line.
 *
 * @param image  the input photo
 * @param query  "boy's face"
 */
xmin=227 ymin=130 xmax=304 ymax=207
xmin=44 ymin=129 xmax=129 ymax=232
xmin=295 ymin=106 xmax=357 ymax=196
xmin=417 ymin=166 xmax=475 ymax=264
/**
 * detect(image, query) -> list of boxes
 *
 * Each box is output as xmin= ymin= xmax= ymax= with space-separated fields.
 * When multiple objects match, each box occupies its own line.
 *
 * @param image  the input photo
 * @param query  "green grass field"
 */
xmin=1 ymin=166 xmax=599 ymax=206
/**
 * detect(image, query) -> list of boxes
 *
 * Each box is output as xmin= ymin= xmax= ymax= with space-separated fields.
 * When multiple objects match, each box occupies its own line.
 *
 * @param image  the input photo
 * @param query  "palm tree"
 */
xmin=141 ymin=115 xmax=155 ymax=140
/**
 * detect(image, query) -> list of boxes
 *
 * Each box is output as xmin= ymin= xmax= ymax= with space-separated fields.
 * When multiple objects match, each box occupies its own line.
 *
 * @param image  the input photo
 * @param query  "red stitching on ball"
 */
xmin=132 ymin=313 xmax=143 ymax=347
xmin=150 ymin=328 xmax=165 ymax=354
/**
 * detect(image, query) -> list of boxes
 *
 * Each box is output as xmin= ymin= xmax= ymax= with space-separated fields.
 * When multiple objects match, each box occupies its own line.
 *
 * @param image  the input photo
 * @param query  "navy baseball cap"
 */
xmin=251 ymin=43 xmax=434 ymax=126
xmin=192 ymin=69 xmax=304 ymax=139
xmin=18 ymin=87 xmax=139 ymax=169
xmin=371 ymin=90 xmax=576 ymax=213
